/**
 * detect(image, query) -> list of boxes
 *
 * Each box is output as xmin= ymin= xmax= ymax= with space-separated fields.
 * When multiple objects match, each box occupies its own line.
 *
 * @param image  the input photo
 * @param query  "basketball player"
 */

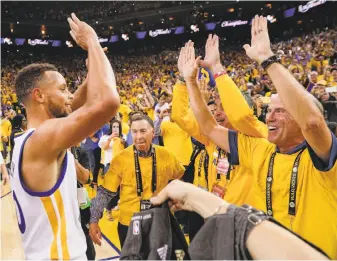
xmin=10 ymin=13 xmax=120 ymax=260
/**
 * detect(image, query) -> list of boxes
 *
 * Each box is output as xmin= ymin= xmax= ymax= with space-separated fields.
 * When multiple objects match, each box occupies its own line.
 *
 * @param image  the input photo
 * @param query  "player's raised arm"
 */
xmin=17 ymin=13 xmax=120 ymax=160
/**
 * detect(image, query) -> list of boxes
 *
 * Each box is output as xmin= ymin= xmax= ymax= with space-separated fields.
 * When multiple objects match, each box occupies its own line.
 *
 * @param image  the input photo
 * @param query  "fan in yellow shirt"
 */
xmin=0 ymin=112 xmax=12 ymax=157
xmin=181 ymin=22 xmax=337 ymax=259
xmin=172 ymin=39 xmax=267 ymax=207
xmin=89 ymin=114 xmax=185 ymax=248
xmin=159 ymin=106 xmax=193 ymax=166
xmin=118 ymin=103 xmax=132 ymax=124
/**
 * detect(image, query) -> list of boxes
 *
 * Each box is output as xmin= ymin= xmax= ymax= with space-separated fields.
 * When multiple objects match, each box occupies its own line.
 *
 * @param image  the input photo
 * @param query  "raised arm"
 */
xmin=202 ymin=35 xmax=267 ymax=138
xmin=26 ymin=13 xmax=120 ymax=159
xmin=71 ymin=47 xmax=108 ymax=111
xmin=171 ymin=47 xmax=210 ymax=145
xmin=181 ymin=41 xmax=230 ymax=152
xmin=142 ymin=81 xmax=156 ymax=108
xmin=171 ymin=81 xmax=210 ymax=145
xmin=243 ymin=15 xmax=332 ymax=162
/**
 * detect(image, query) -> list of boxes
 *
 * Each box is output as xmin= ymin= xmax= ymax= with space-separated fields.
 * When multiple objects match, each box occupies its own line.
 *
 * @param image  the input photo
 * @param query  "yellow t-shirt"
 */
xmin=118 ymin=104 xmax=132 ymax=124
xmin=161 ymin=120 xmax=193 ymax=166
xmin=192 ymin=148 xmax=208 ymax=189
xmin=171 ymin=79 xmax=263 ymax=206
xmin=10 ymin=93 xmax=18 ymax=103
xmin=142 ymin=108 xmax=154 ymax=121
xmin=121 ymin=122 xmax=130 ymax=136
xmin=0 ymin=118 xmax=11 ymax=152
xmin=1 ymin=119 xmax=12 ymax=138
xmin=232 ymin=133 xmax=337 ymax=259
xmin=104 ymin=145 xmax=185 ymax=226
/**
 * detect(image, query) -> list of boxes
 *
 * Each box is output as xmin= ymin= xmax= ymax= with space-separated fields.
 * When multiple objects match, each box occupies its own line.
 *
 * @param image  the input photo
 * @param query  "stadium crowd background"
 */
xmin=2 ymin=26 xmax=337 ymax=152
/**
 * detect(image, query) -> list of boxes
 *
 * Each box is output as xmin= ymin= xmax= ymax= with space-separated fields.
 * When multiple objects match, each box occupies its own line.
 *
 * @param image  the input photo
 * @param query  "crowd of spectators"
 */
xmin=2 ymin=1 xmax=189 ymax=22
xmin=1 ymin=27 xmax=337 ymax=163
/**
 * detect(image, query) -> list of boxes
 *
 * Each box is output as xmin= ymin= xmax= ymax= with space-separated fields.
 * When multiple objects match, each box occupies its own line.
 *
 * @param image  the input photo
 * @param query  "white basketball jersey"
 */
xmin=10 ymin=129 xmax=87 ymax=260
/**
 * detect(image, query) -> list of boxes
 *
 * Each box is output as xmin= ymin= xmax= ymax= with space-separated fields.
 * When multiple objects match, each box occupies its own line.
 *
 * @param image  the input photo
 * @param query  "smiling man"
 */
xmin=89 ymin=114 xmax=185 ymax=249
xmin=183 ymin=16 xmax=337 ymax=259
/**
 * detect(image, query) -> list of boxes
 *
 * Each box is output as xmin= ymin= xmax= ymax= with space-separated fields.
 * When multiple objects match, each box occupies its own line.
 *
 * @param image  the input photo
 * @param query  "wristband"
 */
xmin=214 ymin=71 xmax=227 ymax=80
xmin=261 ymin=54 xmax=281 ymax=70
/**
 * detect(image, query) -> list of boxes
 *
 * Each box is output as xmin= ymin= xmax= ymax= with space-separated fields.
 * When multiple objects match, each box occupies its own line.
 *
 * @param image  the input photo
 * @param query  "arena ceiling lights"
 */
xmin=0 ymin=1 xmax=329 ymax=47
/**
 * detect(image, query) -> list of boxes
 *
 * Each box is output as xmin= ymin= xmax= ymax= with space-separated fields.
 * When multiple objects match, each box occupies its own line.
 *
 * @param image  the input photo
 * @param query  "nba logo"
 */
xmin=133 ymin=220 xmax=140 ymax=235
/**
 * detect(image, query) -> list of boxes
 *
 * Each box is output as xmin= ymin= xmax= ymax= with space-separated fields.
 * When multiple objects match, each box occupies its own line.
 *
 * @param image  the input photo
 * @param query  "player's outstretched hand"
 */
xmin=67 ymin=13 xmax=98 ymax=50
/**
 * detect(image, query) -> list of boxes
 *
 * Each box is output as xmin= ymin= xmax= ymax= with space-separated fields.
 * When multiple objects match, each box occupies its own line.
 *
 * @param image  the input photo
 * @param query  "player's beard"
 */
xmin=47 ymin=96 xmax=68 ymax=118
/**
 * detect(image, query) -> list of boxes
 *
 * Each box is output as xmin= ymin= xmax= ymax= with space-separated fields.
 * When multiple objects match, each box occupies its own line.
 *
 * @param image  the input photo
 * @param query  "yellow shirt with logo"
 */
xmin=161 ymin=120 xmax=193 ymax=166
xmin=229 ymin=132 xmax=337 ymax=259
xmin=171 ymin=74 xmax=267 ymax=206
xmin=104 ymin=145 xmax=185 ymax=226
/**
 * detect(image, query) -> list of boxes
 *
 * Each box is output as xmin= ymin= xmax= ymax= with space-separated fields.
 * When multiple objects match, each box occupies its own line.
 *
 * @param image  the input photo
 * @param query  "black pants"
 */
xmin=188 ymin=211 xmax=204 ymax=242
xmin=118 ymin=222 xmax=129 ymax=249
xmin=92 ymin=147 xmax=102 ymax=183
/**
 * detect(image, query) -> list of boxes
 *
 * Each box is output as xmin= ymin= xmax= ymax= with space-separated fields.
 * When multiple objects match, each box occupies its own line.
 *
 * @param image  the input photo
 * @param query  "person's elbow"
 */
xmin=199 ymin=121 xmax=217 ymax=137
xmin=78 ymin=169 xmax=90 ymax=185
xmin=302 ymin=114 xmax=326 ymax=134
xmin=101 ymin=91 xmax=121 ymax=115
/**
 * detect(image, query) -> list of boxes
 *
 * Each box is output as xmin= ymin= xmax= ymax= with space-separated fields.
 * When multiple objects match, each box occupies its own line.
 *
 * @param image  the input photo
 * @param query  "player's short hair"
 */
xmin=130 ymin=114 xmax=154 ymax=129
xmin=14 ymin=63 xmax=57 ymax=103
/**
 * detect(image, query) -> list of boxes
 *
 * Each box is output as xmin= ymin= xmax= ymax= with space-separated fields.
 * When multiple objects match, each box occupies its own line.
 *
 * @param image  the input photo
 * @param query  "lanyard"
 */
xmin=197 ymin=150 xmax=205 ymax=178
xmin=197 ymin=149 xmax=209 ymax=186
xmin=133 ymin=145 xmax=157 ymax=197
xmin=215 ymin=147 xmax=232 ymax=181
xmin=266 ymin=149 xmax=304 ymax=217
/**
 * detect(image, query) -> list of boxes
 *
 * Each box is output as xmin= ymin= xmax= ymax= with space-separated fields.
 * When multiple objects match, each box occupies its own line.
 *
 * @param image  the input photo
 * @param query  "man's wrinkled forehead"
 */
xmin=269 ymin=94 xmax=285 ymax=109
xmin=131 ymin=119 xmax=153 ymax=131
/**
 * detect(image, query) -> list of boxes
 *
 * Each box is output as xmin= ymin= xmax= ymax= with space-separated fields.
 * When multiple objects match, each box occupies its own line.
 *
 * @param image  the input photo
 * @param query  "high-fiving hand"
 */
xmin=200 ymin=34 xmax=222 ymax=73
xmin=243 ymin=15 xmax=274 ymax=64
xmin=67 ymin=13 xmax=98 ymax=50
xmin=179 ymin=40 xmax=202 ymax=82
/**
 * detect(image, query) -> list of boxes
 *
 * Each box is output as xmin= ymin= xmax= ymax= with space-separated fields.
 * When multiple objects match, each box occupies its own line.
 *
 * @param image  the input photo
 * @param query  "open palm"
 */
xmin=243 ymin=15 xmax=274 ymax=64
xmin=180 ymin=41 xmax=201 ymax=81
xmin=202 ymin=34 xmax=221 ymax=69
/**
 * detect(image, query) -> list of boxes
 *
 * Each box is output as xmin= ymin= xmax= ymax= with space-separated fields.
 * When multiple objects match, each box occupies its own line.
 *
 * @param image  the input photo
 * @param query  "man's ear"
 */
xmin=31 ymin=88 xmax=45 ymax=103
